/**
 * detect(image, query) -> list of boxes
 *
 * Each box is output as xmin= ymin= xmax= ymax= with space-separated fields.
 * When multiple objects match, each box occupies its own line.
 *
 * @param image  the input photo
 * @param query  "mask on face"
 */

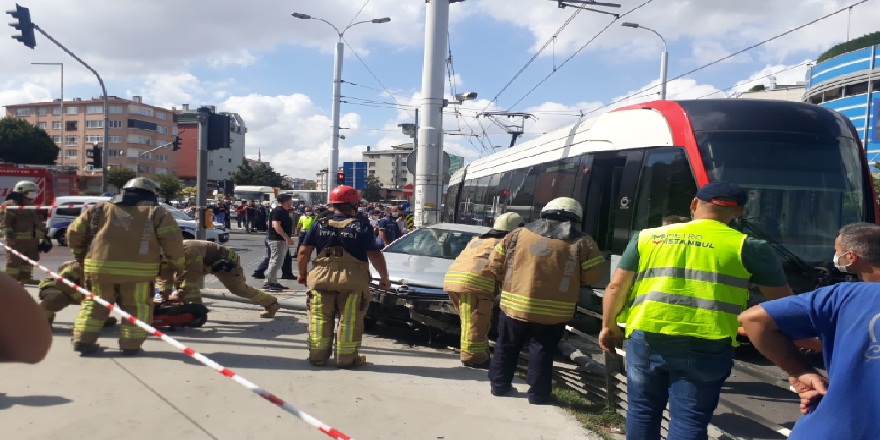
xmin=833 ymin=251 xmax=852 ymax=273
xmin=391 ymin=212 xmax=399 ymax=218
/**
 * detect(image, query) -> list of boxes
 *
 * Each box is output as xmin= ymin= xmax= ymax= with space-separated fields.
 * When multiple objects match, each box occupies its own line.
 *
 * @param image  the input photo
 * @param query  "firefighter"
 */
xmin=1 ymin=182 xmax=49 ymax=284
xmin=156 ymin=239 xmax=281 ymax=318
xmin=487 ymin=197 xmax=607 ymax=404
xmin=443 ymin=212 xmax=524 ymax=368
xmin=297 ymin=185 xmax=390 ymax=368
xmin=37 ymin=260 xmax=116 ymax=327
xmin=68 ymin=178 xmax=185 ymax=355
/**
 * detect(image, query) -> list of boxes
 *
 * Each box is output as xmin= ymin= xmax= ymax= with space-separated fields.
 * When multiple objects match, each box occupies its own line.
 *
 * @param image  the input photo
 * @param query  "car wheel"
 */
xmin=182 ymin=232 xmax=195 ymax=240
xmin=364 ymin=316 xmax=378 ymax=332
xmin=56 ymin=229 xmax=67 ymax=246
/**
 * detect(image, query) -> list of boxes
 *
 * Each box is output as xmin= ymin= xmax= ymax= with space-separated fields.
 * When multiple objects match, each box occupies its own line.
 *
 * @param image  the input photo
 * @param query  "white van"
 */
xmin=47 ymin=196 xmax=228 ymax=246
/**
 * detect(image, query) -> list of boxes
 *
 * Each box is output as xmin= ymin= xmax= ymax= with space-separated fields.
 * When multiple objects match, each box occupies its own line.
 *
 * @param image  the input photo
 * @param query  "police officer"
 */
xmin=1 ymin=182 xmax=49 ymax=284
xmin=444 ymin=212 xmax=524 ymax=368
xmin=599 ymin=181 xmax=792 ymax=439
xmin=488 ymin=197 xmax=606 ymax=404
xmin=297 ymin=185 xmax=390 ymax=368
xmin=293 ymin=206 xmax=317 ymax=258
xmin=68 ymin=177 xmax=185 ymax=355
xmin=156 ymin=239 xmax=281 ymax=318
xmin=37 ymin=260 xmax=116 ymax=327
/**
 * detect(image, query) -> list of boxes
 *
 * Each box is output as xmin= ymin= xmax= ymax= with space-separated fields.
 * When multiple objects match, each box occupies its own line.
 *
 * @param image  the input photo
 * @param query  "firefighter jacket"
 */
xmin=67 ymin=202 xmax=185 ymax=283
xmin=38 ymin=260 xmax=83 ymax=302
xmin=443 ymin=236 xmax=502 ymax=295
xmin=625 ymin=219 xmax=751 ymax=343
xmin=0 ymin=199 xmax=47 ymax=240
xmin=307 ymin=216 xmax=371 ymax=292
xmin=489 ymin=220 xmax=606 ymax=325
xmin=174 ymin=239 xmax=239 ymax=283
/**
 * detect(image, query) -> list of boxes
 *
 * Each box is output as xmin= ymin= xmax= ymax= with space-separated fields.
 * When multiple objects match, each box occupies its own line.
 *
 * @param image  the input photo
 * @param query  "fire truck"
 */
xmin=0 ymin=165 xmax=79 ymax=205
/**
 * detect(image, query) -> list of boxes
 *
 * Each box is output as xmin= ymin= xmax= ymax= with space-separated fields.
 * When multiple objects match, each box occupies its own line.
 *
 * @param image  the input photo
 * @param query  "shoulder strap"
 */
xmin=504 ymin=228 xmax=523 ymax=274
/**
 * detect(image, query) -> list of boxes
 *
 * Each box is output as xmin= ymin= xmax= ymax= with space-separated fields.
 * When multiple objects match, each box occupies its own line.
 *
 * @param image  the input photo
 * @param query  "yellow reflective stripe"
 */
xmin=84 ymin=260 xmax=159 ymax=276
xmin=120 ymin=282 xmax=150 ymax=340
xmin=444 ymin=272 xmax=495 ymax=291
xmin=339 ymin=293 xmax=358 ymax=353
xmin=494 ymin=243 xmax=506 ymax=256
xmin=156 ymin=225 xmax=179 ymax=235
xmin=500 ymin=291 xmax=575 ymax=317
xmin=581 ymin=255 xmax=605 ymax=270
xmin=459 ymin=292 xmax=472 ymax=351
xmin=309 ymin=291 xmax=331 ymax=350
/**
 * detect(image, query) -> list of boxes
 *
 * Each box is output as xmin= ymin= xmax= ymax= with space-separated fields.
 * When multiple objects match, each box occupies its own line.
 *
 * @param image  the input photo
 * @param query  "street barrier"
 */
xmin=2 ymin=241 xmax=354 ymax=440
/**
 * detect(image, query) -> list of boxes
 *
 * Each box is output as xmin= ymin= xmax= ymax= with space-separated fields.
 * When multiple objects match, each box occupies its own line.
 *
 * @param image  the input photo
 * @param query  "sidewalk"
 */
xmin=1 ymin=287 xmax=602 ymax=440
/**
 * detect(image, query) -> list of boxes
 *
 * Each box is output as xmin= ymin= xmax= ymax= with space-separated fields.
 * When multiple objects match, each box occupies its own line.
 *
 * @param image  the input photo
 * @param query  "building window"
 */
xmin=38 ymin=107 xmax=47 ymax=116
xmin=85 ymin=120 xmax=102 ymax=129
xmin=157 ymin=126 xmax=168 ymax=135
xmin=369 ymin=170 xmax=376 ymax=175
xmin=15 ymin=108 xmax=30 ymax=116
xmin=108 ymin=135 xmax=122 ymax=143
xmin=66 ymin=149 xmax=78 ymax=158
xmin=130 ymin=105 xmax=153 ymax=117
xmin=155 ymin=153 xmax=168 ymax=162
xmin=51 ymin=135 xmax=61 ymax=144
xmin=108 ymin=120 xmax=122 ymax=128
xmin=37 ymin=122 xmax=47 ymax=130
xmin=400 ymin=178 xmax=407 ymax=183
xmin=109 ymin=106 xmax=123 ymax=114
xmin=109 ymin=149 xmax=122 ymax=157
xmin=65 ymin=121 xmax=77 ymax=131
xmin=156 ymin=112 xmax=166 ymax=120
xmin=368 ymin=162 xmax=376 ymax=167
xmin=66 ymin=136 xmax=78 ymax=146
xmin=52 ymin=107 xmax=61 ymax=115
xmin=67 ymin=107 xmax=78 ymax=115
xmin=86 ymin=106 xmax=102 ymax=114
xmin=155 ymin=168 xmax=168 ymax=175
xmin=137 ymin=164 xmax=150 ymax=173
xmin=127 ymin=135 xmax=151 ymax=145
xmin=85 ymin=135 xmax=103 ymax=144
xmin=127 ymin=118 xmax=158 ymax=131
xmin=52 ymin=121 xmax=62 ymax=130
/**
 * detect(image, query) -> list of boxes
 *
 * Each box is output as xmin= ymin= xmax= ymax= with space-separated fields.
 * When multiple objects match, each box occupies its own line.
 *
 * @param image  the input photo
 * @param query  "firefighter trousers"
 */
xmin=5 ymin=239 xmax=38 ymax=281
xmin=448 ymin=291 xmax=494 ymax=364
xmin=307 ymin=288 xmax=369 ymax=366
xmin=39 ymin=286 xmax=79 ymax=322
xmin=73 ymin=280 xmax=153 ymax=350
xmin=214 ymin=266 xmax=278 ymax=307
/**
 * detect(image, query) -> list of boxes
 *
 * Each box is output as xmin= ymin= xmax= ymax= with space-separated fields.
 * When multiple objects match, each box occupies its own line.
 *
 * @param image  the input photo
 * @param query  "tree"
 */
xmin=361 ymin=175 xmax=383 ymax=202
xmin=0 ymin=116 xmax=60 ymax=164
xmin=229 ymin=162 xmax=289 ymax=188
xmin=106 ymin=166 xmax=137 ymax=193
xmin=153 ymin=174 xmax=184 ymax=202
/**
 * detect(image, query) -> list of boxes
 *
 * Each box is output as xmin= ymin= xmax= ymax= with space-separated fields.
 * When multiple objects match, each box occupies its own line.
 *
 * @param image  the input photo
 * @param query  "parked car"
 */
xmin=368 ymin=223 xmax=491 ymax=333
xmin=47 ymin=196 xmax=229 ymax=245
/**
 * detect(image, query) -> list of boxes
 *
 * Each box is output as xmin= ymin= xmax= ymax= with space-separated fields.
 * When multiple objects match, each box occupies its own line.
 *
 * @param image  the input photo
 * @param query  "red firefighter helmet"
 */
xmin=329 ymin=185 xmax=360 ymax=204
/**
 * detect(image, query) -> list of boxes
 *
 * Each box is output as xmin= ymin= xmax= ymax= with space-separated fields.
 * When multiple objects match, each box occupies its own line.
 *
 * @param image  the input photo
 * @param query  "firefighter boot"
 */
xmin=260 ymin=300 xmax=281 ymax=318
xmin=73 ymin=342 xmax=100 ymax=355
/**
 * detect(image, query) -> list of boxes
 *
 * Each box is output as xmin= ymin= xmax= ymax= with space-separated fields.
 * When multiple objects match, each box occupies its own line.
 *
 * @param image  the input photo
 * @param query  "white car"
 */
xmin=47 ymin=196 xmax=228 ymax=245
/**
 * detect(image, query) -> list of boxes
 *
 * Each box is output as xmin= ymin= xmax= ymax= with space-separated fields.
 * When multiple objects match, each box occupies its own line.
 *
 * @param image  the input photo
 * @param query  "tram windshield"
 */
xmin=697 ymin=131 xmax=865 ymax=263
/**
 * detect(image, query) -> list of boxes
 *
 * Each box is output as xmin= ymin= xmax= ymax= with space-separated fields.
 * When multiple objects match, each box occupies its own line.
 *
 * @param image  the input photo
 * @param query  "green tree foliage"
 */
xmin=229 ymin=162 xmax=289 ymax=188
xmin=361 ymin=175 xmax=383 ymax=202
xmin=106 ymin=166 xmax=137 ymax=192
xmin=153 ymin=174 xmax=184 ymax=202
xmin=817 ymin=31 xmax=880 ymax=63
xmin=0 ymin=116 xmax=60 ymax=164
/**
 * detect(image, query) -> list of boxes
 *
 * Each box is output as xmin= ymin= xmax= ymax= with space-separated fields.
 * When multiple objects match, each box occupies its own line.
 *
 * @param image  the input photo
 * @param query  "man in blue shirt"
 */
xmin=740 ymin=222 xmax=880 ymax=440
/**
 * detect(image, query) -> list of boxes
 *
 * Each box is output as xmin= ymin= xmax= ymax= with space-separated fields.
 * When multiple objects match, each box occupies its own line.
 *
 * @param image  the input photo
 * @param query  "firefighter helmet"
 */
xmin=122 ymin=177 xmax=160 ymax=195
xmin=541 ymin=197 xmax=583 ymax=222
xmin=14 ymin=180 xmax=38 ymax=193
xmin=329 ymin=185 xmax=360 ymax=204
xmin=493 ymin=212 xmax=524 ymax=232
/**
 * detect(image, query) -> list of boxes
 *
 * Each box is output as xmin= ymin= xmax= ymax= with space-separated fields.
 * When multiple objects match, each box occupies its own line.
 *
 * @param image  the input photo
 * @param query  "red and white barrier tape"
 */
xmin=0 ymin=204 xmax=217 ymax=210
xmin=2 ymin=242 xmax=352 ymax=440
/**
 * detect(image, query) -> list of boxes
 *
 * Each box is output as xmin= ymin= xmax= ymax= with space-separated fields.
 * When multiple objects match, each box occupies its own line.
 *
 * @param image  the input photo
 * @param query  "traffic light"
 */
xmin=171 ymin=135 xmax=180 ymax=151
xmin=207 ymin=113 xmax=230 ymax=151
xmin=88 ymin=144 xmax=102 ymax=169
xmin=336 ymin=172 xmax=345 ymax=185
xmin=6 ymin=4 xmax=36 ymax=49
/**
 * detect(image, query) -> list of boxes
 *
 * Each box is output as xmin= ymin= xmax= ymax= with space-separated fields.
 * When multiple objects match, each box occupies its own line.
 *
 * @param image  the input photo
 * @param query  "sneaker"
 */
xmin=260 ymin=301 xmax=281 ymax=318
xmin=251 ymin=272 xmax=265 ymax=279
xmin=73 ymin=342 xmax=100 ymax=355
xmin=269 ymin=282 xmax=289 ymax=290
xmin=528 ymin=394 xmax=557 ymax=405
xmin=121 ymin=348 xmax=141 ymax=356
xmin=262 ymin=282 xmax=282 ymax=292
xmin=490 ymin=385 xmax=513 ymax=397
xmin=337 ymin=354 xmax=367 ymax=369
xmin=280 ymin=274 xmax=296 ymax=280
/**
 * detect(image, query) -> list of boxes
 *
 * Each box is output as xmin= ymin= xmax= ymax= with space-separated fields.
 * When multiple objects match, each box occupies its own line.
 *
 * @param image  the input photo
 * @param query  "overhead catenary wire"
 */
xmin=342 ymin=38 xmax=415 ymax=120
xmin=347 ymin=0 xmax=372 ymax=28
xmin=694 ymin=60 xmax=816 ymax=100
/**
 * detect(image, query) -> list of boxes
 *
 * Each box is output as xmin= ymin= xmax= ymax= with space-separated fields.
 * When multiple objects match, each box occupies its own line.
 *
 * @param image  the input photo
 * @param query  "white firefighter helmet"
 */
xmin=493 ymin=212 xmax=524 ymax=232
xmin=541 ymin=197 xmax=583 ymax=221
xmin=122 ymin=177 xmax=160 ymax=195
xmin=14 ymin=180 xmax=39 ymax=193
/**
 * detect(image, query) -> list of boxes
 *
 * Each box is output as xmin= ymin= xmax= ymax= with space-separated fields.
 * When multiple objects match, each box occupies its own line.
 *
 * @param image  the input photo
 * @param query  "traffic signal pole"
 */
xmin=196 ymin=107 xmax=209 ymax=241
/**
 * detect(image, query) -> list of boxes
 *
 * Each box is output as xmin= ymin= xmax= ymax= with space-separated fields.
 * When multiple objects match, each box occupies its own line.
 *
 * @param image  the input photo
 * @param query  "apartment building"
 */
xmin=5 ymin=95 xmax=177 ymax=190
xmin=175 ymin=104 xmax=247 ymax=185
xmin=362 ymin=143 xmax=414 ymax=191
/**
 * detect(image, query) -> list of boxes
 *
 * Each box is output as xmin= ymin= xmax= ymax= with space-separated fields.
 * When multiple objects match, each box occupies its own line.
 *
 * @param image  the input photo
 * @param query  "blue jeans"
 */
xmin=625 ymin=330 xmax=734 ymax=440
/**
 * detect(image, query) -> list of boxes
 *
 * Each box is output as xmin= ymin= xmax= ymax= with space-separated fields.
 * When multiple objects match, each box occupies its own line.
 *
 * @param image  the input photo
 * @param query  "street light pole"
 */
xmin=291 ymin=12 xmax=391 ymax=202
xmin=31 ymin=62 xmax=63 ymax=162
xmin=621 ymin=22 xmax=668 ymax=100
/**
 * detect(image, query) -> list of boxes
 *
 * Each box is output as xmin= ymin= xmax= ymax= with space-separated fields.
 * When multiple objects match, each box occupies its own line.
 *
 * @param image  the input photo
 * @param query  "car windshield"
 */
xmin=383 ymin=227 xmax=481 ymax=259
xmin=166 ymin=208 xmax=194 ymax=221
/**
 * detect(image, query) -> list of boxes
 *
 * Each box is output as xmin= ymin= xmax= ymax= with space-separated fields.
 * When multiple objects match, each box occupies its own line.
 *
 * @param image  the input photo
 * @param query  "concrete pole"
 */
xmin=659 ymin=50 xmax=668 ymax=100
xmin=196 ymin=108 xmax=209 ymax=241
xmin=414 ymin=0 xmax=450 ymax=227
xmin=329 ymin=40 xmax=344 ymax=200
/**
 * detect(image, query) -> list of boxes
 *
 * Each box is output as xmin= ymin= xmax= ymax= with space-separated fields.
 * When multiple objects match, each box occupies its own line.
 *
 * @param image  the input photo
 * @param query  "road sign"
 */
xmin=402 ymin=183 xmax=414 ymax=196
xmin=342 ymin=161 xmax=368 ymax=190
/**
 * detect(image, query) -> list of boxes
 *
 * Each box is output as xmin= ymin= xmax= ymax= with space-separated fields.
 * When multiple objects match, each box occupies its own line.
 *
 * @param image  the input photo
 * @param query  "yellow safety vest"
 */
xmin=625 ymin=219 xmax=751 ymax=344
xmin=299 ymin=215 xmax=316 ymax=232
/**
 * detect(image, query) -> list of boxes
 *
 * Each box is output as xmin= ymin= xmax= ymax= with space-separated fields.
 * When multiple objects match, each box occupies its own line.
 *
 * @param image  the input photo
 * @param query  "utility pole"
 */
xmin=415 ymin=0 xmax=458 ymax=227
xmin=196 ymin=107 xmax=209 ymax=241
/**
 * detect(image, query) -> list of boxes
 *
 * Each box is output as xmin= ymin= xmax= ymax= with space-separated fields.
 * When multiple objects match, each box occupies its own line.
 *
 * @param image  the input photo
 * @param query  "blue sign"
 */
xmin=343 ymin=161 xmax=368 ymax=190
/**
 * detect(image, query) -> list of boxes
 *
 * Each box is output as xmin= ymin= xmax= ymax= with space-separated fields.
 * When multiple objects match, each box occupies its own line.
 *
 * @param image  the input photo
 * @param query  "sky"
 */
xmin=1 ymin=0 xmax=878 ymax=181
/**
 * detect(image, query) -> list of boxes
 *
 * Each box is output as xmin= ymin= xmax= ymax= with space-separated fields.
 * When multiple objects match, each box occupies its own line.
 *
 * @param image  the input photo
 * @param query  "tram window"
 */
xmin=444 ymin=183 xmax=461 ymax=222
xmin=568 ymin=154 xmax=589 ymax=204
xmin=482 ymin=173 xmax=503 ymax=226
xmin=458 ymin=179 xmax=478 ymax=224
xmin=633 ymin=148 xmax=697 ymax=230
xmin=472 ymin=177 xmax=491 ymax=226
xmin=508 ymin=167 xmax=537 ymax=222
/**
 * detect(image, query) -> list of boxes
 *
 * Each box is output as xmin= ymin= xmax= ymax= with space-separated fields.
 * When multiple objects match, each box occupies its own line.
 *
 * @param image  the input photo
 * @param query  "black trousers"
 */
xmin=488 ymin=311 xmax=565 ymax=399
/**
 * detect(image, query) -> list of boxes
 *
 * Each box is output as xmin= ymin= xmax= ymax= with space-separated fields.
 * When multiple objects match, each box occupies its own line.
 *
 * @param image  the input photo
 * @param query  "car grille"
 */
xmin=370 ymin=281 xmax=449 ymax=302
